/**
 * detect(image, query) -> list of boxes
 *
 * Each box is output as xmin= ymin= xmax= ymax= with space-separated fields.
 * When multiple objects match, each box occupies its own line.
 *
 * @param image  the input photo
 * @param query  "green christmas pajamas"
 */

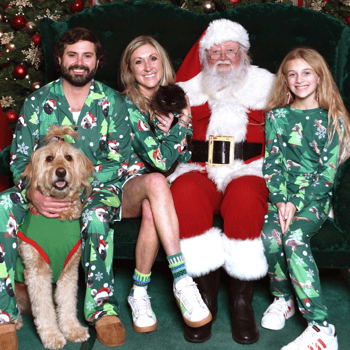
xmin=0 ymin=78 xmax=131 ymax=324
xmin=262 ymin=106 xmax=342 ymax=327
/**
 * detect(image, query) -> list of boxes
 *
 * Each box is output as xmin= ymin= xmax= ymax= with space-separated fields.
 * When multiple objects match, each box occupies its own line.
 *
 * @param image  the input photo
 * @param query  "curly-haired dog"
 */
xmin=17 ymin=125 xmax=94 ymax=349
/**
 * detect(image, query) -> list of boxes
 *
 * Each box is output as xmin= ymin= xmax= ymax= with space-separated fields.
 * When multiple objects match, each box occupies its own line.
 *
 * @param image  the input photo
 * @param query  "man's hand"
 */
xmin=30 ymin=190 xmax=71 ymax=218
xmin=276 ymin=202 xmax=296 ymax=234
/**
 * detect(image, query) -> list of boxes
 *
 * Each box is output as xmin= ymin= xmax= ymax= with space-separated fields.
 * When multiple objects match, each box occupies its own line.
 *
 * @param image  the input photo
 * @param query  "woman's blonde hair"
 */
xmin=265 ymin=47 xmax=350 ymax=162
xmin=119 ymin=36 xmax=175 ymax=120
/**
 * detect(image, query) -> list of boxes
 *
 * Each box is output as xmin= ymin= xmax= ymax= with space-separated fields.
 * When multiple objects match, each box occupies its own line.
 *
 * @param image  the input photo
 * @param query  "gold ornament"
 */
xmin=202 ymin=0 xmax=216 ymax=13
xmin=0 ymin=13 xmax=3 ymax=23
xmin=25 ymin=21 xmax=37 ymax=35
xmin=31 ymin=81 xmax=42 ymax=91
xmin=6 ymin=43 xmax=15 ymax=52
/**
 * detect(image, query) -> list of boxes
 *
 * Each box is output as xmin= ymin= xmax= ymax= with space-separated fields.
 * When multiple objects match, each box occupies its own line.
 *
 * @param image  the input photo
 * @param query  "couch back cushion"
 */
xmin=40 ymin=1 xmax=350 ymax=110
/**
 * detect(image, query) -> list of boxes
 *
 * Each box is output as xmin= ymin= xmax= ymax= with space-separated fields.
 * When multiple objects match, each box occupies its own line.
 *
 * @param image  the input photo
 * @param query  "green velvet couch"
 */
xmin=1 ymin=1 xmax=350 ymax=269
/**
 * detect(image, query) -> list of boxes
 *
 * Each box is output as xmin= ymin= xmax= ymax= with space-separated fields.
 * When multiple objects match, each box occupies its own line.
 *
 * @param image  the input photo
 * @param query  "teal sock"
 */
xmin=167 ymin=253 xmax=188 ymax=284
xmin=130 ymin=269 xmax=151 ymax=296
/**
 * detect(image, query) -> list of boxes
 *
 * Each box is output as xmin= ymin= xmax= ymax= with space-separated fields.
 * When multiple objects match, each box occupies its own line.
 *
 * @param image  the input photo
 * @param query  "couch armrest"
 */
xmin=333 ymin=157 xmax=350 ymax=241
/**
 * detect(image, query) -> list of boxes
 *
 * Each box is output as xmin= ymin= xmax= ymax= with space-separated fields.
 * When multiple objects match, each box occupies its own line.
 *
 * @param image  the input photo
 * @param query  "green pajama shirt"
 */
xmin=262 ymin=106 xmax=342 ymax=327
xmin=0 ymin=78 xmax=131 ymax=324
xmin=124 ymin=95 xmax=192 ymax=176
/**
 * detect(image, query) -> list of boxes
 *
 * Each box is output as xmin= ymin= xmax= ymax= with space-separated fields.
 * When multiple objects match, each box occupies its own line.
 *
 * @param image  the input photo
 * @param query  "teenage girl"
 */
xmin=261 ymin=47 xmax=350 ymax=350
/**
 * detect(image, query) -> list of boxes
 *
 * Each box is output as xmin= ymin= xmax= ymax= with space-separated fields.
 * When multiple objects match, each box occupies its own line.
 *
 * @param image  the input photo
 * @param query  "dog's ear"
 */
xmin=21 ymin=155 xmax=36 ymax=202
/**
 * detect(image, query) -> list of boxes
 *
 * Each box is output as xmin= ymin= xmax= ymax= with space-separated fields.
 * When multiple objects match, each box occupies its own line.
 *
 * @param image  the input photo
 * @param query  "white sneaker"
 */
xmin=281 ymin=324 xmax=338 ymax=350
xmin=127 ymin=286 xmax=157 ymax=333
xmin=261 ymin=297 xmax=295 ymax=330
xmin=173 ymin=276 xmax=212 ymax=328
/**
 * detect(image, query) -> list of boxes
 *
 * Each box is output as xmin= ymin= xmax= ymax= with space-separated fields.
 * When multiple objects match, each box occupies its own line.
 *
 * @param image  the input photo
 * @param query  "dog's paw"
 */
xmin=41 ymin=331 xmax=66 ymax=350
xmin=62 ymin=323 xmax=90 ymax=343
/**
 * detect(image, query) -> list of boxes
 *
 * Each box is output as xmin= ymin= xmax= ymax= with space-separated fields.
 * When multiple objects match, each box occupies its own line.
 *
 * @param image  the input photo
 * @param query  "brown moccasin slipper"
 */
xmin=0 ymin=323 xmax=18 ymax=350
xmin=94 ymin=315 xmax=126 ymax=347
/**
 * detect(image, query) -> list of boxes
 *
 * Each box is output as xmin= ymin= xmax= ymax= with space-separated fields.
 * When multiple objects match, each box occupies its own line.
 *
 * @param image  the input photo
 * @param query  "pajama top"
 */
xmin=123 ymin=95 xmax=192 ymax=176
xmin=263 ymin=106 xmax=341 ymax=211
xmin=10 ymin=78 xmax=131 ymax=219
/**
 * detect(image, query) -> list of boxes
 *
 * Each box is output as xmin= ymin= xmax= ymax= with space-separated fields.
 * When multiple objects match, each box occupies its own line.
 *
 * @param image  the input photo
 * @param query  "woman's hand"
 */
xmin=29 ymin=189 xmax=71 ymax=218
xmin=155 ymin=112 xmax=174 ymax=133
xmin=276 ymin=202 xmax=296 ymax=234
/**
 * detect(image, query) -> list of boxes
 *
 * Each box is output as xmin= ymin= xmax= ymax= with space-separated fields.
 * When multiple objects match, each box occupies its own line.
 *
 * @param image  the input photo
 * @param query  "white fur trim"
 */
xmin=207 ymin=158 xmax=264 ymax=192
xmin=200 ymin=19 xmax=250 ymax=51
xmin=167 ymin=162 xmax=205 ymax=183
xmin=222 ymin=234 xmax=268 ymax=280
xmin=180 ymin=227 xmax=224 ymax=277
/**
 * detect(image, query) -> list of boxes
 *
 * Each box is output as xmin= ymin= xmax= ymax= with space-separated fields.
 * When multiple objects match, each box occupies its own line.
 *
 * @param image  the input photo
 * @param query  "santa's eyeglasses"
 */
xmin=207 ymin=48 xmax=240 ymax=60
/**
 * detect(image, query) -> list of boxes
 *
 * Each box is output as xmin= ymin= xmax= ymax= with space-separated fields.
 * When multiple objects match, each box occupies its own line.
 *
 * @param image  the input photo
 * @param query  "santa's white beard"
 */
xmin=201 ymin=59 xmax=248 ymax=98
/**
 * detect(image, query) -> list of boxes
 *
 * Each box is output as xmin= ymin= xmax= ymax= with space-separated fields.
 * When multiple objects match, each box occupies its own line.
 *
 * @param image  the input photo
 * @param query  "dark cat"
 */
xmin=152 ymin=84 xmax=187 ymax=128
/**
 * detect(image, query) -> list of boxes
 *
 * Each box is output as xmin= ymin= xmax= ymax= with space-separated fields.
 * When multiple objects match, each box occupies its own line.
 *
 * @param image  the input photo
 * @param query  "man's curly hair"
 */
xmin=53 ymin=27 xmax=106 ymax=71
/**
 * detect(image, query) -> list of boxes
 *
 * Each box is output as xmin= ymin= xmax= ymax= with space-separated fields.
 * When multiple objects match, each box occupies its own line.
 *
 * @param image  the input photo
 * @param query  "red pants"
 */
xmin=171 ymin=172 xmax=269 ymax=279
xmin=171 ymin=172 xmax=268 ymax=240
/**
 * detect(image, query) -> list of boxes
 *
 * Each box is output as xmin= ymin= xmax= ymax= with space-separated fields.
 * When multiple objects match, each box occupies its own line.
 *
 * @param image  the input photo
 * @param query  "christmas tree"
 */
xmin=1 ymin=0 xmax=350 ymax=126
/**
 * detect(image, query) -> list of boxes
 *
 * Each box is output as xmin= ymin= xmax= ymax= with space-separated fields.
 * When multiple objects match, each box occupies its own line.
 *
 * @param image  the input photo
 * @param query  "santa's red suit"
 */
xmin=169 ymin=20 xmax=275 ymax=282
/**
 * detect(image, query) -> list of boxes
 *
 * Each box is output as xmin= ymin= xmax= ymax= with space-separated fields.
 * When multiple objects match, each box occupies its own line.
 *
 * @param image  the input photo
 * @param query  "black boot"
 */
xmin=184 ymin=269 xmax=220 ymax=343
xmin=230 ymin=277 xmax=259 ymax=344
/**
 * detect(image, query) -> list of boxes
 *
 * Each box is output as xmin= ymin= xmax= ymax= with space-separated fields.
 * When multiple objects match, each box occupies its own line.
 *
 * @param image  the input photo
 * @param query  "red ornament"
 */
xmin=71 ymin=0 xmax=85 ymax=13
xmin=229 ymin=0 xmax=240 ymax=4
xmin=6 ymin=110 xmax=19 ymax=124
xmin=3 ymin=4 xmax=12 ymax=10
xmin=11 ymin=15 xmax=27 ymax=30
xmin=346 ymin=15 xmax=350 ymax=26
xmin=13 ymin=64 xmax=27 ymax=79
xmin=31 ymin=33 xmax=42 ymax=47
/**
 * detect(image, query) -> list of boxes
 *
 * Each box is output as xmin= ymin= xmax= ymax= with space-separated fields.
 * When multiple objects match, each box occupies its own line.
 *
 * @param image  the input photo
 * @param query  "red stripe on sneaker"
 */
xmin=317 ymin=339 xmax=327 ymax=348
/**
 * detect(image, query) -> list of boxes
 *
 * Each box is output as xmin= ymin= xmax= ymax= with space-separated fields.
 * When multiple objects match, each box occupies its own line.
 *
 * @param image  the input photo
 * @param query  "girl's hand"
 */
xmin=29 ymin=189 xmax=71 ymax=218
xmin=155 ymin=112 xmax=174 ymax=133
xmin=276 ymin=202 xmax=296 ymax=234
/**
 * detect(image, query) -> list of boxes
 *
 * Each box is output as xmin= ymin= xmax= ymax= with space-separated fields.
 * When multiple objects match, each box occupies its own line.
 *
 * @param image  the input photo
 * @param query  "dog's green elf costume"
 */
xmin=16 ymin=210 xmax=81 ymax=283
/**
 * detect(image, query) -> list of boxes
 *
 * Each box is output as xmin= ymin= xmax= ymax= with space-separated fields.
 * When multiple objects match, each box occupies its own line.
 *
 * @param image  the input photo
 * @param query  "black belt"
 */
xmin=191 ymin=138 xmax=262 ymax=165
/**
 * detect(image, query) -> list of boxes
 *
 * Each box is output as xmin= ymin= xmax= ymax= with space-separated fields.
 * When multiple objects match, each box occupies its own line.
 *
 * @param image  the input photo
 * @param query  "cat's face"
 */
xmin=156 ymin=85 xmax=187 ymax=113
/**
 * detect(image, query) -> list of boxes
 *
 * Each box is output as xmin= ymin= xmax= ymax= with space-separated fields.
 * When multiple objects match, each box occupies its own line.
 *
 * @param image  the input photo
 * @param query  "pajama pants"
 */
xmin=0 ymin=187 xmax=120 ymax=325
xmin=262 ymin=197 xmax=331 ymax=327
xmin=171 ymin=172 xmax=269 ymax=280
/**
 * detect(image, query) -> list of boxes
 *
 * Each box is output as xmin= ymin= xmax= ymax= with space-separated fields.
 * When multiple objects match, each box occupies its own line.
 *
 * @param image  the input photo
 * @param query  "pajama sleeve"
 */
xmin=288 ymin=123 xmax=341 ymax=211
xmin=127 ymin=101 xmax=192 ymax=171
xmin=263 ymin=110 xmax=289 ymax=205
xmin=94 ymin=93 xmax=131 ymax=189
xmin=10 ymin=97 xmax=40 ymax=187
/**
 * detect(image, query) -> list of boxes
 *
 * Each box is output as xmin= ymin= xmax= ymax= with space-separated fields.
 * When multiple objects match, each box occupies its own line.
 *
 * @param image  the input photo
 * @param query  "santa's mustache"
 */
xmin=214 ymin=60 xmax=232 ymax=68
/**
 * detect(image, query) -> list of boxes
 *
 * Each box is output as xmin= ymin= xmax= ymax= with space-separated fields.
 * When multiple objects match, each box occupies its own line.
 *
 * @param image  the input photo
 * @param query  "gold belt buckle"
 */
xmin=208 ymin=135 xmax=235 ymax=167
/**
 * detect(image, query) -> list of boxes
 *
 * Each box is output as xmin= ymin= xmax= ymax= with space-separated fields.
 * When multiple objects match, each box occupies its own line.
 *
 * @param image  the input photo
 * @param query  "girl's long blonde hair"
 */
xmin=265 ymin=47 xmax=350 ymax=162
xmin=119 ymin=36 xmax=175 ymax=120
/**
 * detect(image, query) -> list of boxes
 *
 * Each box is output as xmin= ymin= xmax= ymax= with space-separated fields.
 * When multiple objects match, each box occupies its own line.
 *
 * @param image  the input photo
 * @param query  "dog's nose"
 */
xmin=56 ymin=167 xmax=66 ymax=178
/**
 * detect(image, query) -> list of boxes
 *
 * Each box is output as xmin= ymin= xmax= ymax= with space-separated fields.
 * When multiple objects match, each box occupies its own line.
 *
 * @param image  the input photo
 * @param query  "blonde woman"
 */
xmin=118 ymin=36 xmax=211 ymax=334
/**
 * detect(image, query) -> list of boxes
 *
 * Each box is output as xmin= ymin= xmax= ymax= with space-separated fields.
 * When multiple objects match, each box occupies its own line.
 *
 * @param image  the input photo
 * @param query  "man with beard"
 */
xmin=0 ymin=28 xmax=131 ymax=349
xmin=169 ymin=19 xmax=275 ymax=344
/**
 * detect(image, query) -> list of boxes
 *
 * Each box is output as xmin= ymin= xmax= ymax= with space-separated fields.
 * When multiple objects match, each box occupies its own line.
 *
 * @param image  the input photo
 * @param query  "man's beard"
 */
xmin=60 ymin=64 xmax=97 ymax=87
xmin=201 ymin=59 xmax=248 ymax=96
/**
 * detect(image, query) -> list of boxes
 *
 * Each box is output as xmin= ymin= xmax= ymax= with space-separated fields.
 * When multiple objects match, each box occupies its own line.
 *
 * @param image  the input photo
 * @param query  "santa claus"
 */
xmin=169 ymin=19 xmax=275 ymax=344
